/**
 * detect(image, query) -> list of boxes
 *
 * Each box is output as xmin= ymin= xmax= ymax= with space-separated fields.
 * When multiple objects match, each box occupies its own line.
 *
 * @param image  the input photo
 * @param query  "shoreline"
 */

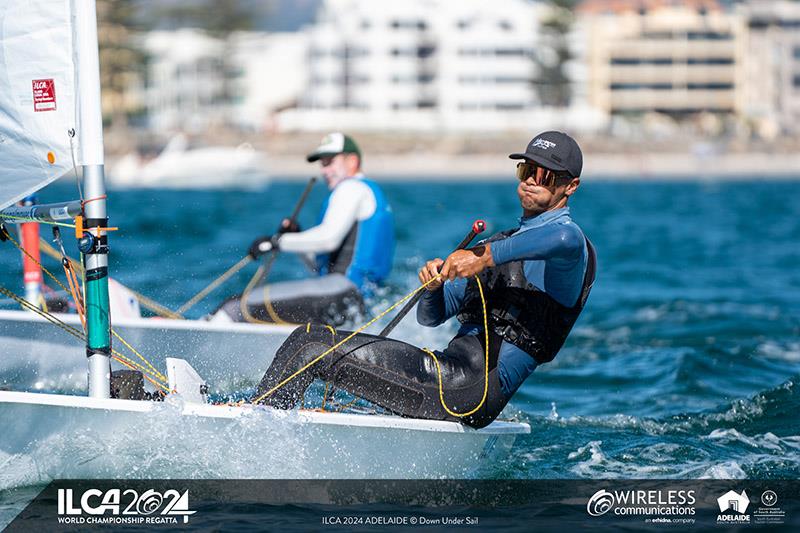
xmin=264 ymin=152 xmax=800 ymax=180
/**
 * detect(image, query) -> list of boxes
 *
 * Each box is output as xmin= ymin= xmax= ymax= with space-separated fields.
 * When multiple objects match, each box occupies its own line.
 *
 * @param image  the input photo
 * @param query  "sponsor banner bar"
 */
xmin=6 ymin=480 xmax=800 ymax=531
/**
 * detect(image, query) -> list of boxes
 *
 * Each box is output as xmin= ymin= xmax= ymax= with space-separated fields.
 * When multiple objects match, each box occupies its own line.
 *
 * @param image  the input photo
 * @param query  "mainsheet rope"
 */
xmin=250 ymin=274 xmax=491 ymax=418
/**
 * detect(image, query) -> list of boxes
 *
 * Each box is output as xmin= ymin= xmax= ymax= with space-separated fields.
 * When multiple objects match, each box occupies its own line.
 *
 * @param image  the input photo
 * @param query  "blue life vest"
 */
xmin=315 ymin=178 xmax=395 ymax=291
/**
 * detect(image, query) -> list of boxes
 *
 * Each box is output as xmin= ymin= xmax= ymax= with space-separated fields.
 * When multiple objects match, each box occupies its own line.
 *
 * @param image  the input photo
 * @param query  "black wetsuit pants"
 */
xmin=252 ymin=324 xmax=510 ymax=429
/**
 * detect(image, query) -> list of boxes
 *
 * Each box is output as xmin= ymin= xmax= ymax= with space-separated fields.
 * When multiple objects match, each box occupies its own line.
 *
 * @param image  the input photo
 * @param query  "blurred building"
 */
xmin=579 ymin=0 xmax=743 ymax=118
xmin=229 ymin=32 xmax=309 ymax=132
xmin=740 ymin=0 xmax=800 ymax=136
xmin=277 ymin=0 xmax=605 ymax=132
xmin=135 ymin=0 xmax=800 ymax=138
xmin=143 ymin=29 xmax=226 ymax=133
xmin=142 ymin=29 xmax=307 ymax=133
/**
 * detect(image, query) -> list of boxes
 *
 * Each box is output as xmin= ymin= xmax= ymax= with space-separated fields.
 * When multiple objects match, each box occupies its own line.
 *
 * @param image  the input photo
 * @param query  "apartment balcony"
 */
xmin=609 ymin=65 xmax=736 ymax=84
xmin=609 ymin=89 xmax=735 ymax=111
xmin=606 ymin=39 xmax=736 ymax=59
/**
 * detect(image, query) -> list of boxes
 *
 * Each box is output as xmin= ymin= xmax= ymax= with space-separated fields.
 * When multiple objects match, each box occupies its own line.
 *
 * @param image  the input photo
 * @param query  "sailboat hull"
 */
xmin=0 ymin=310 xmax=294 ymax=391
xmin=0 ymin=391 xmax=529 ymax=486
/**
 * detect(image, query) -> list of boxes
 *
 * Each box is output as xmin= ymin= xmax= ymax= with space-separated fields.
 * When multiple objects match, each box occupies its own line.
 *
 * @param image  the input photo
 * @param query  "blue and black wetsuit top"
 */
xmin=417 ymin=207 xmax=595 ymax=398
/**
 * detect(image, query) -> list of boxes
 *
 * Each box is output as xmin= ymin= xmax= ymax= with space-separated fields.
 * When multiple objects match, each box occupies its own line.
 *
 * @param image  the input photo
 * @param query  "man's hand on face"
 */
xmin=418 ymin=258 xmax=445 ymax=291
xmin=440 ymin=245 xmax=495 ymax=281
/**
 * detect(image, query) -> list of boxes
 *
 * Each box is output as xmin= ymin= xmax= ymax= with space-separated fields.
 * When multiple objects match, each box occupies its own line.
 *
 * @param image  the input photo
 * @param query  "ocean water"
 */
xmin=1 ymin=178 xmax=798 ymax=496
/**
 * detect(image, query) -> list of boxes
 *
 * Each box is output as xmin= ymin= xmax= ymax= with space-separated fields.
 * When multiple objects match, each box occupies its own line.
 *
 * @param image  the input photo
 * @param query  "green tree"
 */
xmin=534 ymin=0 xmax=577 ymax=107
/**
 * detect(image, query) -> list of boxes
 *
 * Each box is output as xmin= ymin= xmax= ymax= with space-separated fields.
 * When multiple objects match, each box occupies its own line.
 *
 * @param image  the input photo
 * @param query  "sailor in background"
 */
xmin=214 ymin=133 xmax=395 ymax=326
xmin=253 ymin=131 xmax=596 ymax=428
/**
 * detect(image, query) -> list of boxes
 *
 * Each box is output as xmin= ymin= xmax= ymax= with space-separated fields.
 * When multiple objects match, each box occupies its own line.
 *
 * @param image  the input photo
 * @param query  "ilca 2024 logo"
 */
xmin=57 ymin=488 xmax=196 ymax=525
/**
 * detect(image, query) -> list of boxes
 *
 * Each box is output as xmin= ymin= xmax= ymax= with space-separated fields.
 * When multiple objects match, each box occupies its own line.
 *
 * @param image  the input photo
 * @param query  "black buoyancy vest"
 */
xmin=457 ymin=228 xmax=597 ymax=364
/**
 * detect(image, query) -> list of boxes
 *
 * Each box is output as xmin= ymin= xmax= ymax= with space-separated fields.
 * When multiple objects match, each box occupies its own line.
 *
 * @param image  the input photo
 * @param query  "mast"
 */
xmin=74 ymin=0 xmax=112 ymax=399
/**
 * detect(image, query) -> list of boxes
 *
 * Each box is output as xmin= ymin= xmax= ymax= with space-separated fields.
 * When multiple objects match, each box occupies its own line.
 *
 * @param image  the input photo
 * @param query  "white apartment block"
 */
xmin=740 ymin=0 xmax=800 ymax=135
xmin=141 ymin=29 xmax=307 ymax=133
xmin=579 ymin=0 xmax=744 ymax=117
xmin=229 ymin=32 xmax=309 ymax=131
xmin=277 ymin=0 xmax=608 ymax=132
xmin=136 ymin=1 xmax=800 ymax=136
xmin=142 ymin=30 xmax=226 ymax=133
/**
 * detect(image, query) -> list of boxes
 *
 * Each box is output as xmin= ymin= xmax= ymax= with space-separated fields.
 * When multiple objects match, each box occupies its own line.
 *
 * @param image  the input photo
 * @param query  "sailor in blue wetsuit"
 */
xmin=213 ymin=132 xmax=395 ymax=326
xmin=253 ymin=131 xmax=596 ymax=428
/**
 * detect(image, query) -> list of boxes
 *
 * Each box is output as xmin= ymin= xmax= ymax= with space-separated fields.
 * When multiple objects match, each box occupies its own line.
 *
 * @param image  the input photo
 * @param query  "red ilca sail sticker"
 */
xmin=32 ymin=78 xmax=56 ymax=112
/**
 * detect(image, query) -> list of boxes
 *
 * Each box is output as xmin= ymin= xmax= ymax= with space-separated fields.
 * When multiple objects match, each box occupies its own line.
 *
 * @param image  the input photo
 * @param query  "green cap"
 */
xmin=306 ymin=132 xmax=362 ymax=163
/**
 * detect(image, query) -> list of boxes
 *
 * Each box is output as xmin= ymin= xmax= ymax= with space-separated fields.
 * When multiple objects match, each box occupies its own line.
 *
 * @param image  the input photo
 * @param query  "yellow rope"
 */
xmin=252 ymin=275 xmax=492 ymax=418
xmin=420 ymin=276 xmax=489 ymax=418
xmin=0 ymin=285 xmax=168 ymax=388
xmin=2 ymin=227 xmax=72 ymax=297
xmin=239 ymin=260 xmax=296 ymax=325
xmin=2 ymin=228 xmax=168 ymax=384
xmin=251 ymin=275 xmax=441 ymax=405
xmin=176 ymin=255 xmax=252 ymax=315
xmin=111 ymin=330 xmax=168 ymax=383
xmin=38 ymin=238 xmax=183 ymax=320
xmin=0 ymin=285 xmax=85 ymax=340
xmin=322 ymin=382 xmax=330 ymax=409
xmin=262 ymin=283 xmax=291 ymax=324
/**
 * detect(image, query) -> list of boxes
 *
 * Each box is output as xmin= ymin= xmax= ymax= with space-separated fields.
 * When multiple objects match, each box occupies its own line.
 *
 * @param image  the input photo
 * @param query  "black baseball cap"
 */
xmin=509 ymin=131 xmax=582 ymax=178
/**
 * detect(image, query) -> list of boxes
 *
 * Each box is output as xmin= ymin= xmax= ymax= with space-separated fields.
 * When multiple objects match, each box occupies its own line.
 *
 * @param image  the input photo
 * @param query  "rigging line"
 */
xmin=4 ymin=227 xmax=169 ymax=382
xmin=2 ymin=226 xmax=72 ymax=296
xmin=0 ymin=213 xmax=76 ymax=228
xmin=111 ymin=330 xmax=167 ymax=384
xmin=63 ymin=262 xmax=86 ymax=331
xmin=110 ymin=351 xmax=171 ymax=393
xmin=0 ymin=285 xmax=85 ymax=341
xmin=176 ymin=254 xmax=252 ymax=315
xmin=262 ymin=283 xmax=291 ymax=325
xmin=1 ymin=285 xmax=169 ymax=387
xmin=335 ymin=396 xmax=359 ymax=413
xmin=251 ymin=275 xmax=441 ymax=405
xmin=68 ymin=128 xmax=84 ymax=202
xmin=39 ymin=237 xmax=183 ymax=320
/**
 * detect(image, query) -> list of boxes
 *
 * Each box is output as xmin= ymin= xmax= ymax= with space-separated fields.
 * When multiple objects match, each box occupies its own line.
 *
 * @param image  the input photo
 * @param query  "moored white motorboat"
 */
xmin=109 ymin=135 xmax=269 ymax=189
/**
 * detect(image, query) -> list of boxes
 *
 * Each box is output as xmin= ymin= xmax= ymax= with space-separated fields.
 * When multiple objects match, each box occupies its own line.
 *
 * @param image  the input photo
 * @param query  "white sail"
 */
xmin=0 ymin=0 xmax=80 ymax=211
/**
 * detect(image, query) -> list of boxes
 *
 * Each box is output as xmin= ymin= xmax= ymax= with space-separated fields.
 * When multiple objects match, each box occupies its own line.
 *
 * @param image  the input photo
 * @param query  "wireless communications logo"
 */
xmin=586 ymin=488 xmax=696 ymax=521
xmin=57 ymin=488 xmax=196 ymax=526
xmin=587 ymin=490 xmax=615 ymax=516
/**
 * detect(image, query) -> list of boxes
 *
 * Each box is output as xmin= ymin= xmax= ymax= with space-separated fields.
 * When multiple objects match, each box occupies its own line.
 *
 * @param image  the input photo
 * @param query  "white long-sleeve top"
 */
xmin=278 ymin=176 xmax=377 ymax=254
